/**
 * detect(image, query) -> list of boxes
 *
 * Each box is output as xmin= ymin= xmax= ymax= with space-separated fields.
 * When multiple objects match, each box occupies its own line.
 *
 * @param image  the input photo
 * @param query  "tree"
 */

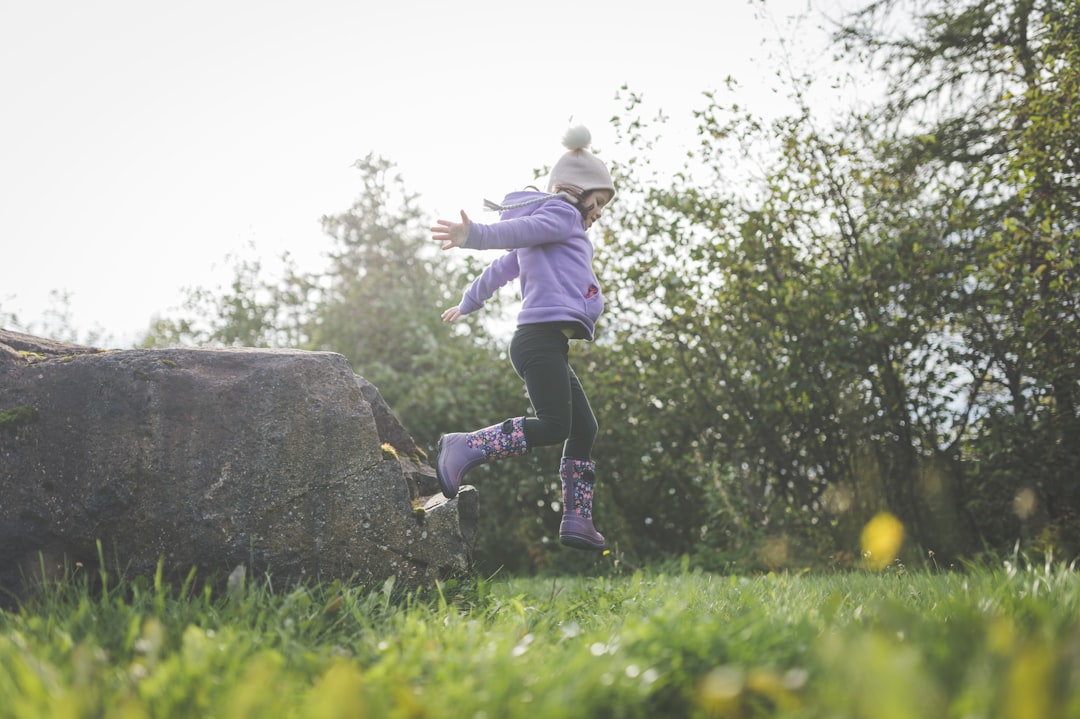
xmin=600 ymin=92 xmax=980 ymax=562
xmin=840 ymin=0 xmax=1080 ymax=551
xmin=586 ymin=0 xmax=1079 ymax=565
xmin=141 ymin=248 xmax=320 ymax=350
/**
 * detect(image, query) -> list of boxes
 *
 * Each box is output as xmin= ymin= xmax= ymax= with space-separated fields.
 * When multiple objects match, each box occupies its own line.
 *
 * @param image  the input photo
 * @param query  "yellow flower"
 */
xmin=860 ymin=512 xmax=904 ymax=570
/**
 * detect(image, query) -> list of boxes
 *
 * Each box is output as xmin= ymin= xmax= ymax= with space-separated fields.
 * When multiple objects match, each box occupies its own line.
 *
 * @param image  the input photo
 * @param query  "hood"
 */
xmin=488 ymin=190 xmax=573 ymax=220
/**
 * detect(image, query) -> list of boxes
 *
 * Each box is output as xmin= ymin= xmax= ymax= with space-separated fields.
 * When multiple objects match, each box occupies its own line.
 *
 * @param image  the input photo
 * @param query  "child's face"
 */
xmin=581 ymin=190 xmax=613 ymax=229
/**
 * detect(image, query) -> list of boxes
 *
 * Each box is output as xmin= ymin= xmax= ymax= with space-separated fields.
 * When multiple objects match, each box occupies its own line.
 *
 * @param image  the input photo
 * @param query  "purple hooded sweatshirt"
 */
xmin=457 ymin=191 xmax=605 ymax=341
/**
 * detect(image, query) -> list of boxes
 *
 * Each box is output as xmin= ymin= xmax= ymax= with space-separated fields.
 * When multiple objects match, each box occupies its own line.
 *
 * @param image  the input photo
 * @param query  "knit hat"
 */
xmin=547 ymin=126 xmax=615 ymax=199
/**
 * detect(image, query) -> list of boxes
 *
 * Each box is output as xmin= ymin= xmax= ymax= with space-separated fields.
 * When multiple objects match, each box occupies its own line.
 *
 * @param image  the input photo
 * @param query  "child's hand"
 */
xmin=441 ymin=306 xmax=463 ymax=323
xmin=431 ymin=210 xmax=471 ymax=250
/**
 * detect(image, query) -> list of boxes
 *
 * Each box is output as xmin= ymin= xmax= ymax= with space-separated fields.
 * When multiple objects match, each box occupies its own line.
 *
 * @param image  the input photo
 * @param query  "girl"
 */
xmin=430 ymin=126 xmax=614 ymax=551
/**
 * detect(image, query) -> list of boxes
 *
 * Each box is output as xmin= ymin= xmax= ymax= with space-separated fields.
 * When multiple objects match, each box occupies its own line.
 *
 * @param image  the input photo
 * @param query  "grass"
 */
xmin=1 ymin=554 xmax=1078 ymax=718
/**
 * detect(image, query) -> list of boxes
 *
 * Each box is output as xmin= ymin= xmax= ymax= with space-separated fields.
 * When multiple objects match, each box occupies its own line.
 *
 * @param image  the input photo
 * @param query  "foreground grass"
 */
xmin=1 ymin=558 xmax=1078 ymax=718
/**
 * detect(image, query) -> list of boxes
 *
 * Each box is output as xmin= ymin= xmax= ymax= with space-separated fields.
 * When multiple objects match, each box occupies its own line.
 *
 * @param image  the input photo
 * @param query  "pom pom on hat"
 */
xmin=562 ymin=125 xmax=592 ymax=151
xmin=548 ymin=125 xmax=615 ymax=198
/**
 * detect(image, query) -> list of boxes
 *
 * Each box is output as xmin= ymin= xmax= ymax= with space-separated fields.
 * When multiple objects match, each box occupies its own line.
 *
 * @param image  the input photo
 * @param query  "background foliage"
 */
xmin=141 ymin=0 xmax=1078 ymax=575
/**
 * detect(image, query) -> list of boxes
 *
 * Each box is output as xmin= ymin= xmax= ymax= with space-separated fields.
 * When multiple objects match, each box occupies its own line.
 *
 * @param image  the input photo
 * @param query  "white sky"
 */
xmin=1 ymin=0 xmax=852 ymax=347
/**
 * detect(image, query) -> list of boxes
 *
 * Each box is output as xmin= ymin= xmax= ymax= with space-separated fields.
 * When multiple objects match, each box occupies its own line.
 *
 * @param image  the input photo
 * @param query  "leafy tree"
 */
xmin=840 ymin=0 xmax=1080 ymax=551
xmin=599 ymin=93 xmax=977 ymax=562
xmin=585 ymin=0 xmax=1079 ymax=565
xmin=5 ymin=290 xmax=111 ymax=347
xmin=142 ymin=249 xmax=319 ymax=349
xmin=0 ymin=302 xmax=19 ymax=331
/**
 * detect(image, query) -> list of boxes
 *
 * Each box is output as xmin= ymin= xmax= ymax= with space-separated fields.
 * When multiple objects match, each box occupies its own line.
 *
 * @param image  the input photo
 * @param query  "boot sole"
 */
xmin=560 ymin=533 xmax=606 ymax=551
xmin=435 ymin=435 xmax=458 ymax=499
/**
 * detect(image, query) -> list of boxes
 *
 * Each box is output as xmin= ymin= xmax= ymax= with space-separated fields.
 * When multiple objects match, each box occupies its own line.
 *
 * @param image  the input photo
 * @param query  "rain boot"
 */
xmin=436 ymin=417 xmax=528 ymax=499
xmin=559 ymin=457 xmax=605 ymax=550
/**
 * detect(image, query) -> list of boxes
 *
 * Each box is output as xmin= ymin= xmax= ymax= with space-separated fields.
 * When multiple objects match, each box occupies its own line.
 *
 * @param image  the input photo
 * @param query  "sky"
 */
xmin=1 ymin=0 xmax=853 ymax=347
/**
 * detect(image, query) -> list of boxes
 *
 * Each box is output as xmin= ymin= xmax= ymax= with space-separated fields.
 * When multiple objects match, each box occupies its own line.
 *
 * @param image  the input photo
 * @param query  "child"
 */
xmin=430 ymin=125 xmax=614 ymax=551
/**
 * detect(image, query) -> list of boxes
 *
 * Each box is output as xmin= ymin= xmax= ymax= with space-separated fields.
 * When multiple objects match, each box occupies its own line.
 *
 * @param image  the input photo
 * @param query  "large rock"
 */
xmin=0 ymin=329 xmax=477 ymax=598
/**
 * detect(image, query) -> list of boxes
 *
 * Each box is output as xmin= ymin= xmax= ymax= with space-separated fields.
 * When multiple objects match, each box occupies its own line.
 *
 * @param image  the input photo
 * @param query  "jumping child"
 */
xmin=430 ymin=125 xmax=615 ymax=550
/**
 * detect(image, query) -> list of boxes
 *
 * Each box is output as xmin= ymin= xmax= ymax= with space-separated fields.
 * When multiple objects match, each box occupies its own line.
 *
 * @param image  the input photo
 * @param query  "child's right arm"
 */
xmin=465 ymin=201 xmax=578 ymax=251
xmin=457 ymin=250 xmax=521 ymax=316
xmin=431 ymin=210 xmax=471 ymax=251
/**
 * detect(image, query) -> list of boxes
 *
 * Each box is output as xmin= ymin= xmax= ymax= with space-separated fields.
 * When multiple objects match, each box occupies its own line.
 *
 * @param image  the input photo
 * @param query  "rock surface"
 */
xmin=0 ymin=329 xmax=476 ymax=598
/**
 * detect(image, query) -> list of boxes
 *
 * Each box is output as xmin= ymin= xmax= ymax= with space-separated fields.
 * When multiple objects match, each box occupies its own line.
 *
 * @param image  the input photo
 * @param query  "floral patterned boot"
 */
xmin=559 ymin=457 xmax=605 ymax=550
xmin=436 ymin=417 xmax=528 ymax=499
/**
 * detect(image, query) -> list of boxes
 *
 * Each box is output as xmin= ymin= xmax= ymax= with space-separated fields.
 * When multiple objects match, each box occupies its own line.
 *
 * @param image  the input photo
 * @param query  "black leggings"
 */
xmin=509 ymin=323 xmax=598 ymax=460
